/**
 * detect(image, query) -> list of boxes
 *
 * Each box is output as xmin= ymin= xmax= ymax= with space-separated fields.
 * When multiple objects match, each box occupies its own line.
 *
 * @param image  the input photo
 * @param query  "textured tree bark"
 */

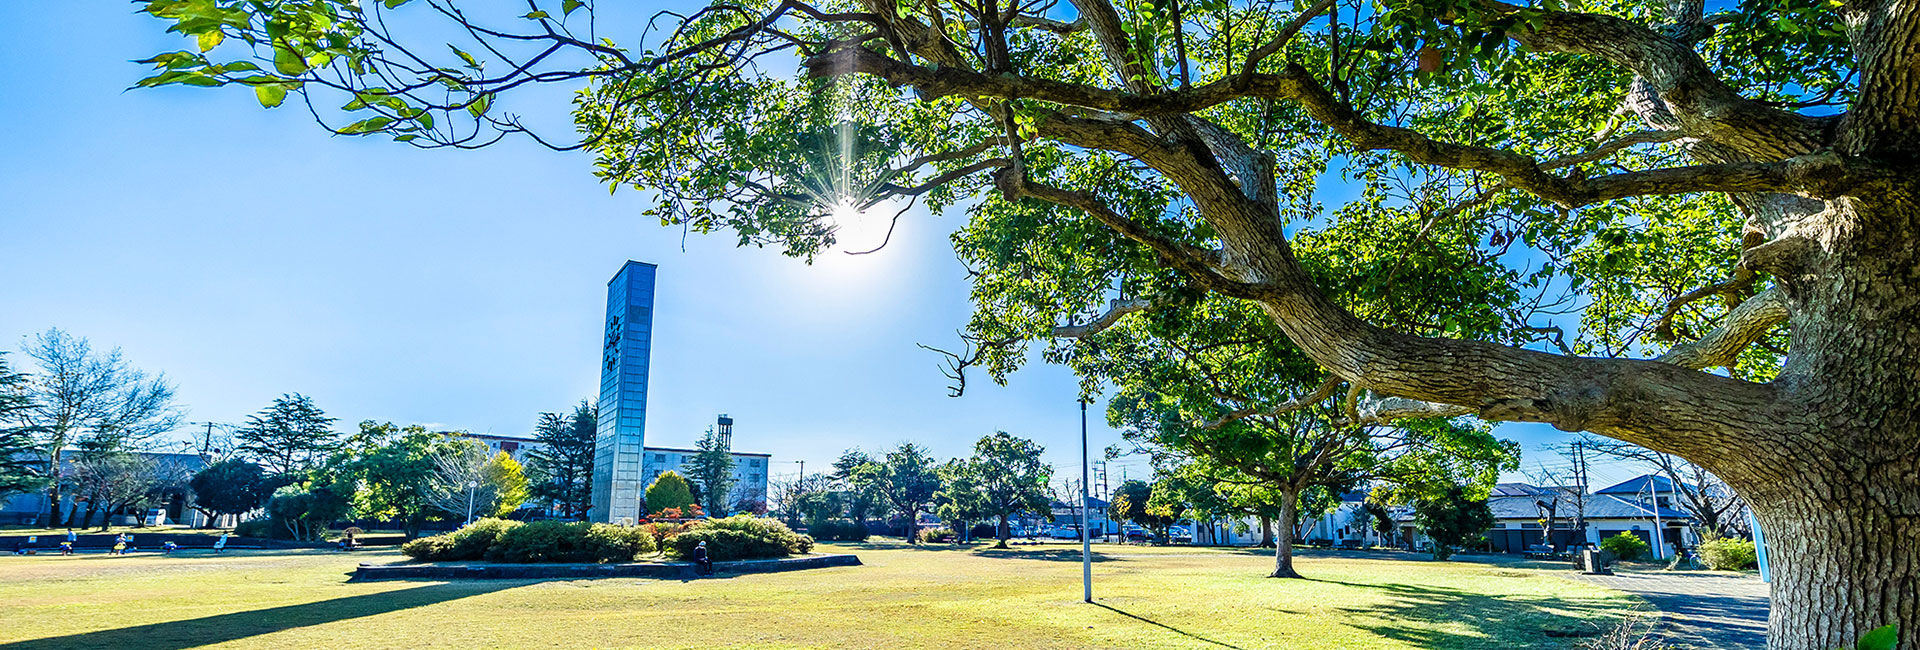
xmin=1742 ymin=472 xmax=1920 ymax=650
xmin=1270 ymin=489 xmax=1302 ymax=579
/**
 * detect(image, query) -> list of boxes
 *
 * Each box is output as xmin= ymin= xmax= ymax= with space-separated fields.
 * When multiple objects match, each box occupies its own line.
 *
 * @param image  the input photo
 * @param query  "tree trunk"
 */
xmin=1738 ymin=462 xmax=1920 ymax=650
xmin=42 ymin=450 xmax=64 ymax=528
xmin=1257 ymin=514 xmax=1274 ymax=548
xmin=996 ymin=514 xmax=1010 ymax=549
xmin=904 ymin=508 xmax=918 ymax=545
xmin=1270 ymin=490 xmax=1301 ymax=579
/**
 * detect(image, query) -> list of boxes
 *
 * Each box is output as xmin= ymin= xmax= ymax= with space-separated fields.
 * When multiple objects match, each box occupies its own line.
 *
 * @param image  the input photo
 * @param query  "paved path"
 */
xmin=1572 ymin=570 xmax=1770 ymax=649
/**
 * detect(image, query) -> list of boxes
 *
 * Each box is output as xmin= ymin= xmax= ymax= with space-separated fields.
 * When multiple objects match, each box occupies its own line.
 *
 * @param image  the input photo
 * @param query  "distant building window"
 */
xmin=750 ymin=459 xmax=762 ymax=468
xmin=653 ymin=453 xmax=666 ymax=462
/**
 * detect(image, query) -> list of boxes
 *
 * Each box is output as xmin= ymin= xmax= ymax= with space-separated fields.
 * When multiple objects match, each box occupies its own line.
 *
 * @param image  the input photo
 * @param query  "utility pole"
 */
xmin=1080 ymin=399 xmax=1092 ymax=604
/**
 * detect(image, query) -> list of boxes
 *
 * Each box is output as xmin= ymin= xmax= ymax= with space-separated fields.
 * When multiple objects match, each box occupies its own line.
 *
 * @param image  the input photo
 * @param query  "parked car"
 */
xmin=1169 ymin=526 xmax=1193 ymax=543
xmin=1122 ymin=526 xmax=1150 ymax=542
xmin=1049 ymin=525 xmax=1082 ymax=539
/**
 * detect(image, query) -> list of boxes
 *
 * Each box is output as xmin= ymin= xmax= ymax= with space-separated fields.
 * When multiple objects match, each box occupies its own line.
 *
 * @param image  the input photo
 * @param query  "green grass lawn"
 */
xmin=0 ymin=541 xmax=1637 ymax=650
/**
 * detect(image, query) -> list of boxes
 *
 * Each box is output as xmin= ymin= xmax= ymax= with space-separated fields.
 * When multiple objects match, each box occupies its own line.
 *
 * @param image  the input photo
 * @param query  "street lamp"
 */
xmin=465 ymin=480 xmax=479 ymax=526
xmin=1080 ymin=399 xmax=1092 ymax=604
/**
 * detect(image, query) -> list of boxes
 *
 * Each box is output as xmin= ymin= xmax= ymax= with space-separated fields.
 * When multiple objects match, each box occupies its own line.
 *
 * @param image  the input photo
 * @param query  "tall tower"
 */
xmin=591 ymin=261 xmax=657 ymax=524
xmin=716 ymin=414 xmax=733 ymax=448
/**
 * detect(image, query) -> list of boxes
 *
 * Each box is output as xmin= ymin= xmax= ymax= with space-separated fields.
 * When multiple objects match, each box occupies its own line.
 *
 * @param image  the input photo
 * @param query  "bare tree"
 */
xmin=1578 ymin=434 xmax=1749 ymax=541
xmin=67 ymin=451 xmax=159 ymax=530
xmin=16 ymin=329 xmax=184 ymax=527
xmin=425 ymin=442 xmax=521 ymax=523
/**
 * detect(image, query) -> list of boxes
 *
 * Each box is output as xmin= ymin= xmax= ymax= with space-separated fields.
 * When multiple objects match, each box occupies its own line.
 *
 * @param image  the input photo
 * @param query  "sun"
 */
xmin=825 ymin=200 xmax=894 ymax=253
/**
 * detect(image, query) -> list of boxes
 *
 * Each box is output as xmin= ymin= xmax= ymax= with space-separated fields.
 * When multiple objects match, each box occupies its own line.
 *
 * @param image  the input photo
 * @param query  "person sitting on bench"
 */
xmin=692 ymin=541 xmax=713 ymax=575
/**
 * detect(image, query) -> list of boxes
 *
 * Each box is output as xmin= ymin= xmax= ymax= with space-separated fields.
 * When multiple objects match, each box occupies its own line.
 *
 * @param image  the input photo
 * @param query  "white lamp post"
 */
xmin=465 ymin=480 xmax=479 ymax=526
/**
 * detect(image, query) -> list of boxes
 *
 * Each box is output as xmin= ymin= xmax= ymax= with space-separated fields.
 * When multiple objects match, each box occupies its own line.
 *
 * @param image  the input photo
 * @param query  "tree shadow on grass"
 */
xmin=1307 ymin=578 xmax=1632 ymax=648
xmin=0 ymin=582 xmax=517 ymax=650
xmin=1095 ymin=603 xmax=1250 ymax=650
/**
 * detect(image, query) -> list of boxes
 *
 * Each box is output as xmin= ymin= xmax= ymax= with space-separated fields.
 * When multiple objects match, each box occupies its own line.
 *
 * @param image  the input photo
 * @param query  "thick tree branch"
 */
xmin=1053 ymin=299 xmax=1154 ymax=338
xmin=1655 ymin=287 xmax=1788 ymax=369
xmin=1201 ymin=378 xmax=1345 ymax=430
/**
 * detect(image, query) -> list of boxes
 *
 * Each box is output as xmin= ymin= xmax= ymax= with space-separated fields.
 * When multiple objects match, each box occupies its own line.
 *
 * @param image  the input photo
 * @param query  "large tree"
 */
xmin=682 ymin=426 xmax=738 ymax=515
xmin=188 ymin=458 xmax=275 ymax=528
xmin=15 ymin=328 xmax=183 ymax=527
xmin=851 ymin=443 xmax=943 ymax=544
xmin=236 ymin=393 xmax=339 ymax=476
xmin=134 ymin=0 xmax=1920 ymax=645
xmin=944 ymin=432 xmax=1053 ymax=548
xmin=333 ymin=422 xmax=463 ymax=538
xmin=527 ymin=401 xmax=596 ymax=519
xmin=0 ymin=355 xmax=44 ymax=498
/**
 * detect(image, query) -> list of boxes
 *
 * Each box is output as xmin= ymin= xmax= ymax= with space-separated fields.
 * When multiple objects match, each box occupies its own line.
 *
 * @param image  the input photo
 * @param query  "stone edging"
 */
xmin=347 ymin=553 xmax=861 ymax=581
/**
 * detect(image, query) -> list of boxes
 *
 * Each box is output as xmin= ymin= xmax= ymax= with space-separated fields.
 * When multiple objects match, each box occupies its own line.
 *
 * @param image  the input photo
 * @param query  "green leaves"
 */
xmin=562 ymin=0 xmax=585 ymax=15
xmin=337 ymin=116 xmax=393 ymax=135
xmin=254 ymin=83 xmax=288 ymax=108
xmin=273 ymin=44 xmax=310 ymax=75
xmin=1851 ymin=625 xmax=1899 ymax=650
xmin=466 ymin=93 xmax=492 ymax=118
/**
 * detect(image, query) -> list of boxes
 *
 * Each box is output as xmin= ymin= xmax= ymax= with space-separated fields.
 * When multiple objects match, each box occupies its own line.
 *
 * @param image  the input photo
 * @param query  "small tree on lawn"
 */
xmin=1414 ymin=485 xmax=1496 ymax=561
xmin=947 ymin=432 xmax=1052 ymax=548
xmin=646 ymin=470 xmax=697 ymax=516
xmin=852 ymin=443 xmax=941 ymax=544
xmin=188 ymin=458 xmax=274 ymax=528
xmin=1108 ymin=480 xmax=1177 ymax=543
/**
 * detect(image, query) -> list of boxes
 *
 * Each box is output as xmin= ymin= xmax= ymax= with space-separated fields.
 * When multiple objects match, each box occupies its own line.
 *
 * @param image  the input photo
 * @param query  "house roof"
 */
xmin=1486 ymin=492 xmax=1691 ymax=521
xmin=1594 ymin=474 xmax=1694 ymax=496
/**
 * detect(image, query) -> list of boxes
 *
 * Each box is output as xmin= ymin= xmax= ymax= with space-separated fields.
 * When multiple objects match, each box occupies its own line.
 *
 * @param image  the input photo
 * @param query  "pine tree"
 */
xmin=683 ymin=428 xmax=736 ymax=515
xmin=235 ymin=393 xmax=339 ymax=476
xmin=0 ymin=354 xmax=44 ymax=497
xmin=528 ymin=400 xmax=596 ymax=519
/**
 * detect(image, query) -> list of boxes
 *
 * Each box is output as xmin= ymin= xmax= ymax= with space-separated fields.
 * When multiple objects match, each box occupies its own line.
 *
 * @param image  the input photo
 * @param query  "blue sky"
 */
xmin=0 ymin=5 xmax=1652 ymax=494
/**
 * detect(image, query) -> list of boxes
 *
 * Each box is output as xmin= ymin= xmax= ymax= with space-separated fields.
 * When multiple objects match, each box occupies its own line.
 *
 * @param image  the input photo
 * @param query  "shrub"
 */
xmin=233 ymin=517 xmax=273 ymax=539
xmin=402 ymin=519 xmax=654 ymax=564
xmin=1601 ymin=532 xmax=1650 ymax=562
xmin=641 ymin=521 xmax=690 ymax=546
xmin=582 ymin=523 xmax=657 ymax=562
xmin=402 ymin=518 xmax=522 ymax=562
xmin=664 ymin=515 xmax=813 ymax=561
xmin=969 ymin=523 xmax=996 ymax=540
xmin=918 ymin=527 xmax=955 ymax=543
xmin=487 ymin=521 xmax=597 ymax=563
xmin=808 ymin=519 xmax=868 ymax=542
xmin=1697 ymin=538 xmax=1758 ymax=570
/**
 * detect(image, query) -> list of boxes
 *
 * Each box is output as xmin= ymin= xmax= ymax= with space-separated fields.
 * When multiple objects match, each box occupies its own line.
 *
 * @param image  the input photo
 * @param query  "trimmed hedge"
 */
xmin=664 ymin=515 xmax=813 ymax=561
xmin=1698 ymin=537 xmax=1758 ymax=570
xmin=917 ymin=527 xmax=955 ymax=543
xmin=807 ymin=519 xmax=869 ymax=542
xmin=402 ymin=519 xmax=655 ymax=564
